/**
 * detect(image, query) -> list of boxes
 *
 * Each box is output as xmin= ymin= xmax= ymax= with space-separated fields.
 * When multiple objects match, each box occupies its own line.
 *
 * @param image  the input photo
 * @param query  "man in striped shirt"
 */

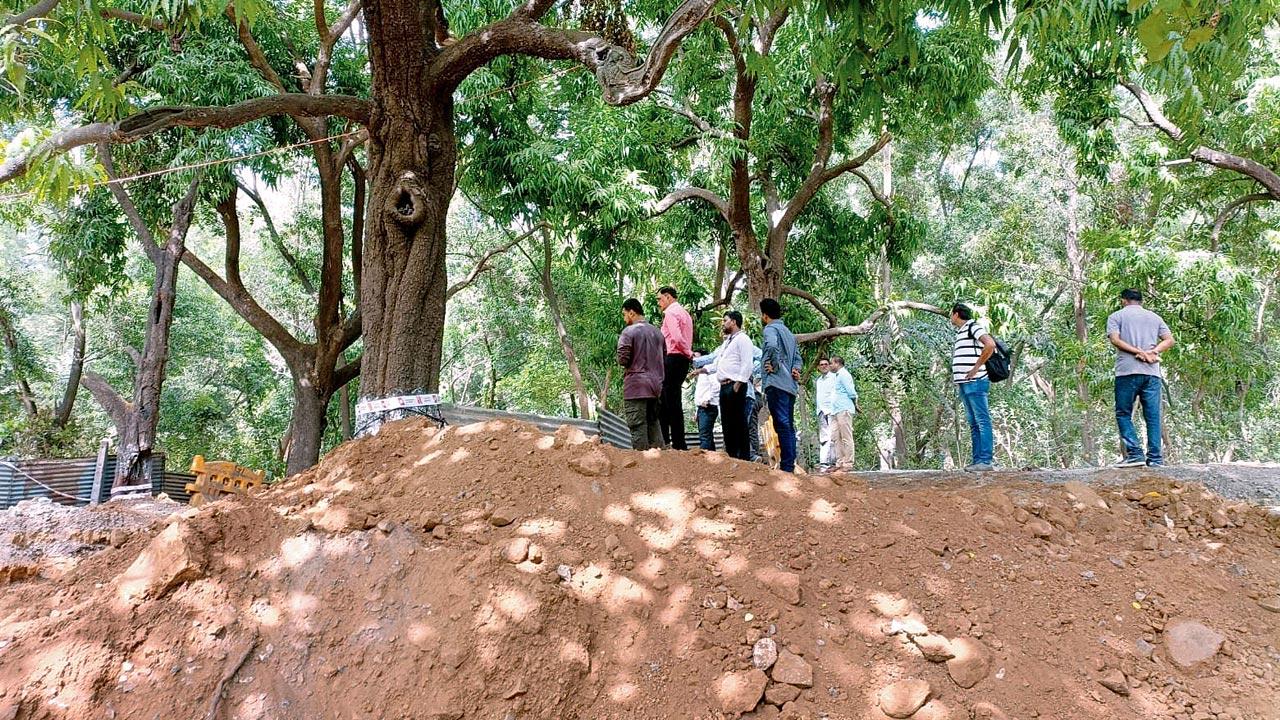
xmin=950 ymin=303 xmax=997 ymax=472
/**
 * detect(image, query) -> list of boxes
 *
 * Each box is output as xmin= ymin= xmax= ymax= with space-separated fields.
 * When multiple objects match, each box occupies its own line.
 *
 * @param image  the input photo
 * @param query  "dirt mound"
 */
xmin=1 ymin=418 xmax=1278 ymax=720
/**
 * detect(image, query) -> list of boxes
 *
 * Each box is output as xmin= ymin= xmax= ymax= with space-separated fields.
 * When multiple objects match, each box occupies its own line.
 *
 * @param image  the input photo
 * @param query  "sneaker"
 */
xmin=1146 ymin=461 xmax=1165 ymax=468
xmin=964 ymin=463 xmax=994 ymax=472
xmin=1114 ymin=457 xmax=1146 ymax=468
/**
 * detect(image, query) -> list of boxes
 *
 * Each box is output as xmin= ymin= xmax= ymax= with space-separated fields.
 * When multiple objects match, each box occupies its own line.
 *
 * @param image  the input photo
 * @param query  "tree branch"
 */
xmin=1120 ymin=80 xmax=1184 ymax=141
xmin=445 ymin=225 xmax=539 ymax=299
xmin=98 ymin=143 xmax=160 ymax=264
xmin=80 ymin=369 xmax=129 ymax=430
xmin=1 ymin=94 xmax=370 ymax=186
xmin=850 ymin=167 xmax=890 ymax=207
xmin=431 ymin=0 xmax=715 ymax=104
xmin=1210 ymin=192 xmax=1274 ymax=244
xmin=1191 ymin=147 xmax=1280 ymax=199
xmin=795 ymin=301 xmax=947 ymax=344
xmin=1 ymin=0 xmax=60 ymax=28
xmin=99 ymin=7 xmax=167 ymax=30
xmin=780 ymin=129 xmax=892 ymax=238
xmin=334 ymin=355 xmax=362 ymax=388
xmin=694 ymin=269 xmax=745 ymax=317
xmin=651 ymin=187 xmax=732 ymax=225
xmin=781 ymin=286 xmax=837 ymax=327
xmin=235 ymin=180 xmax=316 ymax=294
xmin=339 ymin=308 xmax=361 ymax=351
xmin=228 ymin=6 xmax=289 ymax=93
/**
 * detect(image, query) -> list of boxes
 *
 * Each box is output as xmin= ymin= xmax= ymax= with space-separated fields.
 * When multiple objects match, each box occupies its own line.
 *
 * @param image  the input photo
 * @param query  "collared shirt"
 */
xmin=617 ymin=320 xmax=665 ymax=400
xmin=952 ymin=320 xmax=989 ymax=384
xmin=761 ymin=319 xmax=802 ymax=395
xmin=660 ymin=301 xmax=693 ymax=358
xmin=815 ymin=372 xmax=837 ymax=415
xmin=694 ymin=366 xmax=720 ymax=407
xmin=692 ymin=340 xmax=762 ymax=399
xmin=831 ymin=367 xmax=857 ymax=413
xmin=715 ymin=331 xmax=755 ymax=384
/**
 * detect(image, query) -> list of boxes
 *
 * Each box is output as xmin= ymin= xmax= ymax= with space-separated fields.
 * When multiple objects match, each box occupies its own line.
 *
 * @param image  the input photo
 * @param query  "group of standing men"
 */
xmin=616 ymin=289 xmax=807 ymax=472
xmin=620 ymin=285 xmax=1176 ymax=474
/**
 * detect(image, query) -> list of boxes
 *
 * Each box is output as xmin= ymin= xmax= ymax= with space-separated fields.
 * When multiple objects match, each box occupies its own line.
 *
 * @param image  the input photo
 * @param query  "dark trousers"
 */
xmin=766 ymin=387 xmax=797 ymax=472
xmin=696 ymin=405 xmax=718 ymax=451
xmin=719 ymin=382 xmax=750 ymax=460
xmin=746 ymin=395 xmax=761 ymax=461
xmin=624 ymin=398 xmax=663 ymax=451
xmin=661 ymin=354 xmax=691 ymax=450
xmin=1116 ymin=374 xmax=1163 ymax=464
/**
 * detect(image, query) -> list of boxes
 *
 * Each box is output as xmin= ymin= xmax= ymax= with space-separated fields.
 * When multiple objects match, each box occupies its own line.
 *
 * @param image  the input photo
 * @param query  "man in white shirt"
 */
xmin=814 ymin=358 xmax=836 ymax=469
xmin=691 ymin=348 xmax=720 ymax=451
xmin=716 ymin=311 xmax=756 ymax=460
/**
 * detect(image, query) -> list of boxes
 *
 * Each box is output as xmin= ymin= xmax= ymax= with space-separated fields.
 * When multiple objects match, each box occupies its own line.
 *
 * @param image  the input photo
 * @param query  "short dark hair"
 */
xmin=693 ymin=347 xmax=708 ymax=356
xmin=623 ymin=298 xmax=644 ymax=315
xmin=724 ymin=310 xmax=744 ymax=328
xmin=831 ymin=356 xmax=845 ymax=365
xmin=658 ymin=286 xmax=678 ymax=299
xmin=951 ymin=303 xmax=973 ymax=321
xmin=818 ymin=357 xmax=830 ymax=364
xmin=759 ymin=298 xmax=782 ymax=319
xmin=1120 ymin=288 xmax=1143 ymax=302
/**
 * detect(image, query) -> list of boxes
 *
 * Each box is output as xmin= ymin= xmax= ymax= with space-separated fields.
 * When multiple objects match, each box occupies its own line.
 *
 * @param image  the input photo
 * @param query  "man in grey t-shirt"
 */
xmin=1106 ymin=288 xmax=1175 ymax=468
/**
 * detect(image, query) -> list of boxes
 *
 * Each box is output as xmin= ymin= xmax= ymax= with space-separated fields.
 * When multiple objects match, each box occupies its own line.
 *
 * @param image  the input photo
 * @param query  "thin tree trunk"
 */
xmin=287 ymin=378 xmax=330 ymax=473
xmin=0 ymin=307 xmax=37 ymax=420
xmin=53 ymin=300 xmax=85 ymax=428
xmin=539 ymin=226 xmax=591 ymax=418
xmin=876 ymin=140 xmax=907 ymax=466
xmin=1063 ymin=172 xmax=1094 ymax=463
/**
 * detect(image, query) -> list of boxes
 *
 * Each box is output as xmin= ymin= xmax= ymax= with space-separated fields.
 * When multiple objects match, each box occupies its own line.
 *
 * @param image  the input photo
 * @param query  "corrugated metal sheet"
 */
xmin=440 ymin=403 xmax=600 ymax=439
xmin=0 ymin=454 xmax=185 ymax=510
xmin=597 ymin=409 xmax=633 ymax=450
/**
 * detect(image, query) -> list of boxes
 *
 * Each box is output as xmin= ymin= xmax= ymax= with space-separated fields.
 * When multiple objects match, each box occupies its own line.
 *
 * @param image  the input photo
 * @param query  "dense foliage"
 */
xmin=1 ymin=0 xmax=1277 ymax=475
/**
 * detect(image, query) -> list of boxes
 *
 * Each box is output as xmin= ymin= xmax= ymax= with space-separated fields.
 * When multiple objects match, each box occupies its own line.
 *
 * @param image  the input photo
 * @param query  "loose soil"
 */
xmin=0 ymin=418 xmax=1277 ymax=720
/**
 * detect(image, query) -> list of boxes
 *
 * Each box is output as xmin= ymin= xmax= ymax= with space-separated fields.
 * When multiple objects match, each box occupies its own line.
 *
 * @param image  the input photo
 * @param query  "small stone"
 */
xmin=604 ymin=534 xmax=620 ymax=552
xmin=770 ymin=651 xmax=812 ymax=688
xmin=489 ymin=507 xmax=517 ymax=527
xmin=1208 ymin=510 xmax=1230 ymax=528
xmin=431 ymin=525 xmax=448 ymax=540
xmin=113 ymin=522 xmax=206 ymax=605
xmin=1140 ymin=535 xmax=1159 ymax=551
xmin=376 ymin=519 xmax=393 ymax=533
xmin=972 ymin=701 xmax=1009 ymax=720
xmin=1025 ymin=518 xmax=1053 ymax=539
xmin=877 ymin=679 xmax=932 ymax=719
xmin=945 ymin=637 xmax=991 ymax=689
xmin=1256 ymin=597 xmax=1280 ymax=613
xmin=420 ymin=511 xmax=443 ymax=531
xmin=556 ymin=564 xmax=573 ymax=582
xmin=911 ymin=634 xmax=955 ymax=662
xmin=1135 ymin=638 xmax=1155 ymax=657
xmin=764 ymin=682 xmax=800 ymax=706
xmin=756 ymin=568 xmax=802 ymax=605
xmin=1163 ymin=619 xmax=1224 ymax=668
xmin=752 ymin=638 xmax=778 ymax=670
xmin=527 ymin=543 xmax=544 ymax=564
xmin=1098 ymin=669 xmax=1130 ymax=696
xmin=715 ymin=669 xmax=767 ymax=714
xmin=568 ymin=449 xmax=613 ymax=477
xmin=503 ymin=537 xmax=530 ymax=564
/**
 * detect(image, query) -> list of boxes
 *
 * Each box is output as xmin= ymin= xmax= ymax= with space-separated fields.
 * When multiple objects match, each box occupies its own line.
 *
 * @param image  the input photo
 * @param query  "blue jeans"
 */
xmin=766 ymin=387 xmax=797 ymax=472
xmin=957 ymin=378 xmax=993 ymax=465
xmin=696 ymin=405 xmax=718 ymax=451
xmin=1116 ymin=374 xmax=1163 ymax=464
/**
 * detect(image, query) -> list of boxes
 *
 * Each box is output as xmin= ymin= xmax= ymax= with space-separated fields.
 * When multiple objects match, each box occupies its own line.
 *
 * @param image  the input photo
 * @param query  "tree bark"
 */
xmin=1062 ymin=171 xmax=1094 ymax=463
xmin=539 ymin=226 xmax=591 ymax=418
xmin=92 ymin=152 xmax=202 ymax=489
xmin=53 ymin=300 xmax=85 ymax=428
xmin=0 ymin=306 xmax=37 ymax=420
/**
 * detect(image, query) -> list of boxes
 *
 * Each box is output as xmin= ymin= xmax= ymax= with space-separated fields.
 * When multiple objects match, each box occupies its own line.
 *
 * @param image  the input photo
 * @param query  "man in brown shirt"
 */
xmin=617 ymin=298 xmax=666 ymax=450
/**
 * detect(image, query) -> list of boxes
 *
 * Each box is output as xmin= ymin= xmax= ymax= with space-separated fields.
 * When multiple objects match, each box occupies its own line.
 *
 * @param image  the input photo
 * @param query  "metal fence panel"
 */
xmin=596 ymin=409 xmax=633 ymax=450
xmin=439 ymin=403 xmax=600 ymax=439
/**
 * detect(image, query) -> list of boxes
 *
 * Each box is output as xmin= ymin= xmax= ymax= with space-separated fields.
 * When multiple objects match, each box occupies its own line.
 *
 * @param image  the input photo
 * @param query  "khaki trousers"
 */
xmin=833 ymin=410 xmax=854 ymax=468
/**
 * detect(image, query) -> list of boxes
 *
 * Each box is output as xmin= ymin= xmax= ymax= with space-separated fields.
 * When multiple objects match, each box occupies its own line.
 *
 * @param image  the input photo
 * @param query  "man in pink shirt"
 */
xmin=657 ymin=286 xmax=693 ymax=450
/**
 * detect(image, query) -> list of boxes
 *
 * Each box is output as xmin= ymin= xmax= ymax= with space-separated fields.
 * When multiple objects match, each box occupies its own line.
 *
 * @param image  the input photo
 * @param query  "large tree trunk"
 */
xmin=287 ymin=374 xmax=331 ymax=475
xmin=360 ymin=81 xmax=453 ymax=398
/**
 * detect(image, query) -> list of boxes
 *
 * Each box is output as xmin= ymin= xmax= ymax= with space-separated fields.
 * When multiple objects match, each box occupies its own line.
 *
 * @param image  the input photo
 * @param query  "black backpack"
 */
xmin=969 ymin=324 xmax=1012 ymax=383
